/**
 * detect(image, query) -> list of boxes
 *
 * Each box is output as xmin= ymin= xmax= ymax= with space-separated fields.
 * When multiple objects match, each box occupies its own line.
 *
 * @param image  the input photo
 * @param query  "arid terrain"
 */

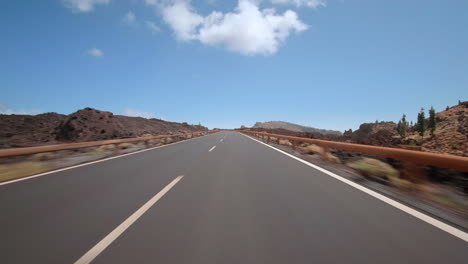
xmin=0 ymin=107 xmax=208 ymax=149
xmin=247 ymin=102 xmax=467 ymax=157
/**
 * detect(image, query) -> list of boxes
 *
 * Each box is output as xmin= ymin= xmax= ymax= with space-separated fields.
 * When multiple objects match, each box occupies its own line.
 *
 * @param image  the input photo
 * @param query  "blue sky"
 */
xmin=1 ymin=0 xmax=467 ymax=131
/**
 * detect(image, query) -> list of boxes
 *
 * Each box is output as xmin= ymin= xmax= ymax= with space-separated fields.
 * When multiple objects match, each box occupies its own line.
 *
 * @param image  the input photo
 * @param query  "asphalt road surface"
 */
xmin=1 ymin=131 xmax=467 ymax=263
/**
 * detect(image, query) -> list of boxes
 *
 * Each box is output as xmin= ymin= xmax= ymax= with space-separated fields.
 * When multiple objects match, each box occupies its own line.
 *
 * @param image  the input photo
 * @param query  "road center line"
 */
xmin=241 ymin=133 xmax=468 ymax=242
xmin=74 ymin=175 xmax=184 ymax=264
xmin=209 ymin=145 xmax=216 ymax=152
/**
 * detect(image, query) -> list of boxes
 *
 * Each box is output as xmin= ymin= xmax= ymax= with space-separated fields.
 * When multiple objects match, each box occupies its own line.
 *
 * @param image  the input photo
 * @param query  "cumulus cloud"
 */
xmin=86 ymin=48 xmax=104 ymax=57
xmin=123 ymin=108 xmax=156 ymax=119
xmin=146 ymin=21 xmax=162 ymax=33
xmin=123 ymin=11 xmax=137 ymax=24
xmin=156 ymin=0 xmax=308 ymax=55
xmin=269 ymin=0 xmax=326 ymax=8
xmin=0 ymin=104 xmax=40 ymax=115
xmin=161 ymin=1 xmax=204 ymax=41
xmin=63 ymin=0 xmax=111 ymax=13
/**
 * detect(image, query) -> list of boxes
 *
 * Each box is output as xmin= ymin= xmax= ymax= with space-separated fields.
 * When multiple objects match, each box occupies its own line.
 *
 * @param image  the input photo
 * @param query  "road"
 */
xmin=0 ymin=131 xmax=466 ymax=263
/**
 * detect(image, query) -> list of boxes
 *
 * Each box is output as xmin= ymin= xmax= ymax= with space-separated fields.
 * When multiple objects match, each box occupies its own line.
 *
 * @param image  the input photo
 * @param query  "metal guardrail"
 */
xmin=242 ymin=131 xmax=468 ymax=172
xmin=0 ymin=132 xmax=208 ymax=158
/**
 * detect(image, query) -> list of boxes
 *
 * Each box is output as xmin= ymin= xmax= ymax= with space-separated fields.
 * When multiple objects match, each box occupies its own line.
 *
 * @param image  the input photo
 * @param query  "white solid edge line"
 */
xmin=209 ymin=145 xmax=216 ymax=152
xmin=74 ymin=175 xmax=184 ymax=264
xmin=241 ymin=133 xmax=468 ymax=242
xmin=0 ymin=134 xmax=214 ymax=186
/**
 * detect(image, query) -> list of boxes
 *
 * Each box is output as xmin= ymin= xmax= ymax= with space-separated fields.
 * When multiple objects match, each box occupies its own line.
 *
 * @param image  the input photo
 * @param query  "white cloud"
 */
xmin=270 ymin=0 xmax=326 ymax=8
xmin=161 ymin=1 xmax=204 ymax=41
xmin=123 ymin=11 xmax=137 ymax=24
xmin=146 ymin=21 xmax=162 ymax=33
xmin=63 ymin=0 xmax=111 ymax=13
xmin=159 ymin=0 xmax=308 ymax=55
xmin=123 ymin=108 xmax=156 ymax=119
xmin=0 ymin=104 xmax=40 ymax=115
xmin=86 ymin=48 xmax=104 ymax=57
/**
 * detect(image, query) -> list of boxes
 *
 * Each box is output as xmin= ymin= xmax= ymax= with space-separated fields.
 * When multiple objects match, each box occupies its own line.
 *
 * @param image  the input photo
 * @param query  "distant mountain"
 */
xmin=252 ymin=121 xmax=342 ymax=136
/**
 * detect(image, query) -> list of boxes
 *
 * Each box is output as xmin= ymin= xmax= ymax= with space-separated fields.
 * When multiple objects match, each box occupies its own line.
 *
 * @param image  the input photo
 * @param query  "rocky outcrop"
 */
xmin=56 ymin=108 xmax=130 ymax=142
xmin=350 ymin=122 xmax=400 ymax=147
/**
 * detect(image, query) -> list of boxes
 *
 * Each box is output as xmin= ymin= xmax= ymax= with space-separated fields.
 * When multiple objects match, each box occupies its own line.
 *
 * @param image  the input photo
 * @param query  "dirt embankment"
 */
xmin=0 ymin=108 xmax=208 ymax=149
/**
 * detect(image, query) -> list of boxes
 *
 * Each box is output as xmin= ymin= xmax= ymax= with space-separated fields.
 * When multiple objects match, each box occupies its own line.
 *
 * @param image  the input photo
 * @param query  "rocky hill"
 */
xmin=253 ymin=121 xmax=342 ymax=136
xmin=345 ymin=102 xmax=467 ymax=156
xmin=0 ymin=112 xmax=67 ymax=149
xmin=419 ymin=103 xmax=467 ymax=156
xmin=0 ymin=108 xmax=208 ymax=149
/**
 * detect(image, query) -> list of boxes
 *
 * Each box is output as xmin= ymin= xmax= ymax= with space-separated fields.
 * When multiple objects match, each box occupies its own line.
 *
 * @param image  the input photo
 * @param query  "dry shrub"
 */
xmin=30 ymin=152 xmax=55 ymax=161
xmin=99 ymin=144 xmax=116 ymax=151
xmin=164 ymin=137 xmax=174 ymax=144
xmin=413 ymin=184 xmax=442 ymax=195
xmin=391 ymin=177 xmax=413 ymax=190
xmin=0 ymin=162 xmax=50 ymax=182
xmin=347 ymin=158 xmax=446 ymax=193
xmin=302 ymin=144 xmax=324 ymax=155
xmin=118 ymin=143 xmax=132 ymax=150
xmin=348 ymin=158 xmax=416 ymax=189
xmin=324 ymin=153 xmax=341 ymax=164
xmin=279 ymin=139 xmax=292 ymax=146
xmin=348 ymin=158 xmax=399 ymax=181
xmin=92 ymin=145 xmax=115 ymax=156
xmin=148 ymin=139 xmax=161 ymax=146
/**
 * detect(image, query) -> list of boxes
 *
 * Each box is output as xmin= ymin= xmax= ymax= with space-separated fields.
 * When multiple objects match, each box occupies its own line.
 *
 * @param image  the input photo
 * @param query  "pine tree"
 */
xmin=416 ymin=108 xmax=426 ymax=137
xmin=397 ymin=114 xmax=408 ymax=139
xmin=446 ymin=106 xmax=449 ymax=111
xmin=428 ymin=106 xmax=436 ymax=136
